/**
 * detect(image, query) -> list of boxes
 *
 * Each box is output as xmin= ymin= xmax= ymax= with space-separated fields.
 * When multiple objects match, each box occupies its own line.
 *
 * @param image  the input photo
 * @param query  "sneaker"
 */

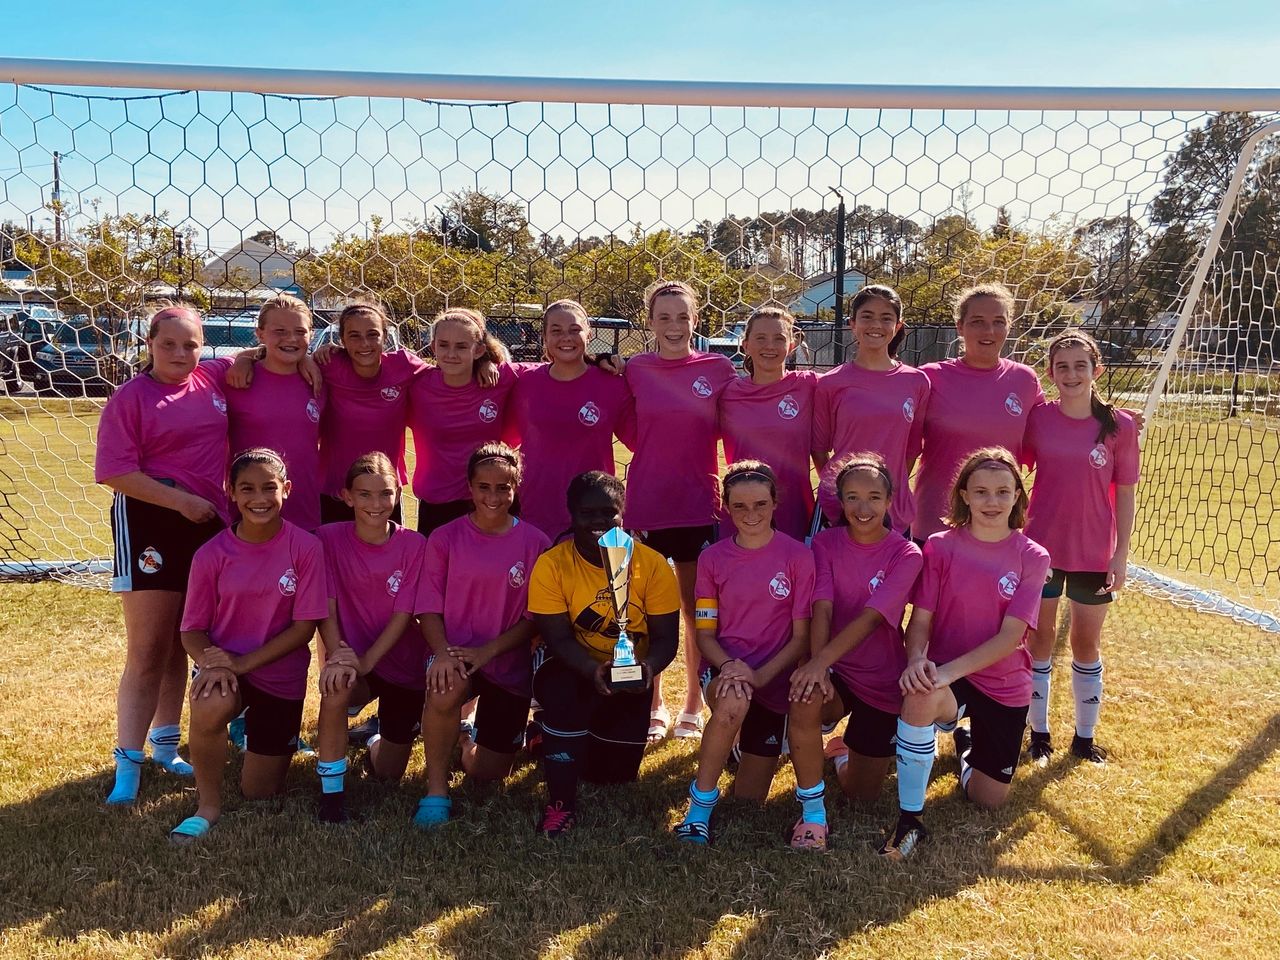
xmin=1070 ymin=734 xmax=1108 ymax=764
xmin=878 ymin=812 xmax=929 ymax=862
xmin=317 ymin=792 xmax=348 ymax=824
xmin=673 ymin=820 xmax=713 ymax=845
xmin=1029 ymin=730 xmax=1052 ymax=764
xmin=539 ymin=801 xmax=576 ymax=839
xmin=228 ymin=715 xmax=246 ymax=752
xmin=953 ymin=724 xmax=972 ymax=761
xmin=294 ymin=736 xmax=316 ymax=758
xmin=348 ymin=715 xmax=380 ymax=747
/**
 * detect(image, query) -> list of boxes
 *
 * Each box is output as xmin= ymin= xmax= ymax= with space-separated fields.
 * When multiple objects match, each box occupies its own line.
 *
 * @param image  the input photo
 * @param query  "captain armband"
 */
xmin=694 ymin=599 xmax=718 ymax=631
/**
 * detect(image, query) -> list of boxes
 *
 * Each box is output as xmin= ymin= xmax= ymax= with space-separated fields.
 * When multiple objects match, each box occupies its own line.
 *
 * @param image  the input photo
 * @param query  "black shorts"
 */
xmin=1042 ymin=568 xmax=1113 ymax=605
xmin=829 ymin=672 xmax=898 ymax=759
xmin=699 ymin=665 xmax=787 ymax=758
xmin=416 ymin=498 xmax=473 ymax=538
xmin=939 ymin=676 xmax=1028 ymax=784
xmin=321 ymin=494 xmax=403 ymax=527
xmin=110 ymin=490 xmax=223 ymax=593
xmin=533 ymin=653 xmax=648 ymax=783
xmin=365 ymin=672 xmax=425 ymax=745
xmin=239 ymin=677 xmax=305 ymax=757
xmin=639 ymin=524 xmax=714 ymax=564
xmin=469 ymin=671 xmax=533 ymax=754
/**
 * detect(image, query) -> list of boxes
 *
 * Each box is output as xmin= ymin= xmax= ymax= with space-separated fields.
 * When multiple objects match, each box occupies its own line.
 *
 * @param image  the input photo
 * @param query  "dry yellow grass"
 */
xmin=2 ymin=582 xmax=1278 ymax=959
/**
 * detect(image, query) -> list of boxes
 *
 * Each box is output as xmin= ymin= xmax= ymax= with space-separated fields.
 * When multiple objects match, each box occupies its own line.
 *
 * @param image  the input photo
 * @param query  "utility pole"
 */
xmin=829 ymin=187 xmax=846 ymax=362
xmin=52 ymin=151 xmax=62 ymax=243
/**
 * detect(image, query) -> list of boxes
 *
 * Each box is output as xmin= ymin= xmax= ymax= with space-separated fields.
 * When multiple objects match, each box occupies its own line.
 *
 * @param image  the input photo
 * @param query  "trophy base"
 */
xmin=609 ymin=663 xmax=645 ymax=692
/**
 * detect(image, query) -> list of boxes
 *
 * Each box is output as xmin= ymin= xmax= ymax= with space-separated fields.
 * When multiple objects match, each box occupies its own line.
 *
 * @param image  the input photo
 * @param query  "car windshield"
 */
xmin=47 ymin=322 xmax=120 ymax=347
xmin=201 ymin=323 xmax=259 ymax=349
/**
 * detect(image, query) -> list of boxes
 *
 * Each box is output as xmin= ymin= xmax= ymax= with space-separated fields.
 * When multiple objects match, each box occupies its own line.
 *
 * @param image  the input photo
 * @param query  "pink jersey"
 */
xmin=95 ymin=363 xmax=231 ymax=521
xmin=505 ymin=363 xmax=633 ymax=538
xmin=407 ymin=365 xmax=517 ymax=504
xmin=812 ymin=527 xmax=922 ymax=714
xmin=418 ymin=516 xmax=551 ymax=695
xmin=315 ymin=522 xmax=428 ymax=690
xmin=623 ymin=351 xmax=736 ymax=530
xmin=1023 ymin=403 xmax=1140 ymax=572
xmin=718 ymin=370 xmax=818 ymax=541
xmin=913 ymin=527 xmax=1051 ymax=707
xmin=319 ymin=349 xmax=427 ymax=497
xmin=915 ymin=358 xmax=1044 ymax=540
xmin=694 ymin=532 xmax=815 ymax=714
xmin=181 ymin=521 xmax=327 ymax=700
xmin=207 ymin=357 xmax=325 ymax=532
xmin=812 ymin=362 xmax=930 ymax=533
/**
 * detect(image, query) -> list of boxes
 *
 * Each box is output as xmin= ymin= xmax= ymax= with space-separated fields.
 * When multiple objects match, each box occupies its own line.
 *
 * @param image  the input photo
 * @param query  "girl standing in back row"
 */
xmin=623 ymin=279 xmax=736 ymax=741
xmin=1023 ymin=329 xmax=1139 ymax=765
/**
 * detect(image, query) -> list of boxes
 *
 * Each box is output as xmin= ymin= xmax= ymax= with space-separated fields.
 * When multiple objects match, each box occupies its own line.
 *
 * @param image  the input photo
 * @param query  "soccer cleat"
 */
xmin=673 ymin=820 xmax=713 ymax=845
xmin=227 ymin=715 xmax=246 ymax=752
xmin=878 ymin=813 xmax=929 ymax=862
xmin=317 ymin=792 xmax=348 ymax=824
xmin=952 ymin=724 xmax=972 ymax=761
xmin=538 ymin=801 xmax=576 ymax=838
xmin=348 ymin=715 xmax=380 ymax=747
xmin=1070 ymin=734 xmax=1108 ymax=764
xmin=1029 ymin=730 xmax=1052 ymax=764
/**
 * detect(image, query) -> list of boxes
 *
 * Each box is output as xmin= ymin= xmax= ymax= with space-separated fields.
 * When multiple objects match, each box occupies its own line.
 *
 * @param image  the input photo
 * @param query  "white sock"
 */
xmin=1029 ymin=658 xmax=1053 ymax=734
xmin=1072 ymin=659 xmax=1104 ymax=738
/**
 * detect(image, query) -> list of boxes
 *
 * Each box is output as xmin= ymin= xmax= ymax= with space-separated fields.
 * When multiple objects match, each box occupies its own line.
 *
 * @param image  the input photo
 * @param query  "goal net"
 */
xmin=0 ymin=67 xmax=1275 ymax=630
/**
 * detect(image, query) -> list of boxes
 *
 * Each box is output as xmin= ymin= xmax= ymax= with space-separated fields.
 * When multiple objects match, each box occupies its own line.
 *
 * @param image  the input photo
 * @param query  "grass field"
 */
xmin=2 ymin=582 xmax=1279 ymax=959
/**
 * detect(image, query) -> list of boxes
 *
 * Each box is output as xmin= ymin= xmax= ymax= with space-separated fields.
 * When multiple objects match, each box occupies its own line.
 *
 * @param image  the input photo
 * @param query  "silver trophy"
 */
xmin=598 ymin=527 xmax=645 ymax=691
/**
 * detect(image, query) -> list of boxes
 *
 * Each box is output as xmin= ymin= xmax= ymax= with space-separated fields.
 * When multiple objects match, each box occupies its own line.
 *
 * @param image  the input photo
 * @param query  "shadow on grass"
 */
xmin=0 ymin=709 xmax=1275 ymax=959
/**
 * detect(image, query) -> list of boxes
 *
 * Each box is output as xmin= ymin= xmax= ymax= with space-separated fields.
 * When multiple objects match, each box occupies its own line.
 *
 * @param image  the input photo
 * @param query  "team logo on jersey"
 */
xmin=211 ymin=392 xmax=227 ymax=415
xmin=278 ymin=567 xmax=298 ymax=596
xmin=902 ymin=397 xmax=916 ymax=423
xmin=137 ymin=546 xmax=163 ymax=574
xmin=768 ymin=572 xmax=792 ymax=600
xmin=691 ymin=376 xmax=713 ymax=399
xmin=305 ymin=399 xmax=321 ymax=423
xmin=997 ymin=570 xmax=1020 ymax=600
xmin=381 ymin=386 xmax=401 ymax=402
xmin=478 ymin=399 xmax=499 ymax=423
xmin=1004 ymin=393 xmax=1024 ymax=417
xmin=869 ymin=568 xmax=886 ymax=592
xmin=386 ymin=568 xmax=403 ymax=597
xmin=777 ymin=394 xmax=800 ymax=420
xmin=1089 ymin=444 xmax=1109 ymax=468
xmin=578 ymin=402 xmax=601 ymax=426
xmin=508 ymin=561 xmax=527 ymax=588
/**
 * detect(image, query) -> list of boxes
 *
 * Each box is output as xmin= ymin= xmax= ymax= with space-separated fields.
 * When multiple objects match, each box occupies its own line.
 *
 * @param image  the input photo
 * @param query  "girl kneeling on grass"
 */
xmin=879 ymin=446 xmax=1050 ymax=861
xmin=1023 ymin=330 xmax=1140 ymax=764
xmin=672 ymin=461 xmax=815 ymax=845
xmin=172 ymin=448 xmax=327 ymax=843
xmin=786 ymin=453 xmax=923 ymax=851
xmin=415 ymin=443 xmax=551 ymax=828
xmin=313 ymin=452 xmax=430 ymax=823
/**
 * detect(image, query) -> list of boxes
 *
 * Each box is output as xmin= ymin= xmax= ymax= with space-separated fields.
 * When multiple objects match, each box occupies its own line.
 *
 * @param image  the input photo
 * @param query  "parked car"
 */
xmin=27 ymin=316 xmax=147 ymax=395
xmin=0 ymin=303 xmax=61 ymax=392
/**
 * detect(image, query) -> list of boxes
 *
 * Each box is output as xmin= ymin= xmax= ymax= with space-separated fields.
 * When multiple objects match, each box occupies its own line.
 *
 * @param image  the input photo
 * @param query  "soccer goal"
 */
xmin=0 ymin=59 xmax=1276 ymax=630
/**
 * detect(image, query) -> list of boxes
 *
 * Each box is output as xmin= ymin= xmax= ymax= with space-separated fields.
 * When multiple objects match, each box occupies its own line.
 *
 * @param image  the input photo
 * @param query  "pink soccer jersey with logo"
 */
xmin=505 ymin=363 xmax=632 ymax=538
xmin=407 ymin=365 xmax=517 ymax=504
xmin=319 ymin=349 xmax=427 ymax=497
xmin=694 ymin=532 xmax=815 ymax=714
xmin=914 ymin=358 xmax=1045 ymax=540
xmin=622 ymin=351 xmax=736 ymax=530
xmin=95 ymin=363 xmax=231 ymax=522
xmin=316 ymin=522 xmax=429 ymax=690
xmin=718 ymin=370 xmax=818 ymax=541
xmin=812 ymin=362 xmax=931 ymax=533
xmin=417 ymin=516 xmax=551 ymax=695
xmin=812 ymin=527 xmax=922 ymax=714
xmin=913 ymin=527 xmax=1051 ymax=707
xmin=181 ymin=521 xmax=328 ymax=700
xmin=1023 ymin=403 xmax=1140 ymax=572
xmin=206 ymin=357 xmax=326 ymax=532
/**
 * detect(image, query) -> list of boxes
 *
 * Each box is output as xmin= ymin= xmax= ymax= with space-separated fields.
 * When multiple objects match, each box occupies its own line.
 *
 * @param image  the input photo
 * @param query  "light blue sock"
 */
xmin=147 ymin=725 xmax=193 ymax=776
xmin=107 ymin=747 xmax=145 ymax=805
xmin=682 ymin=780 xmax=720 ymax=826
xmin=317 ymin=758 xmax=347 ymax=794
xmin=794 ymin=781 xmax=827 ymax=826
xmin=895 ymin=719 xmax=937 ymax=815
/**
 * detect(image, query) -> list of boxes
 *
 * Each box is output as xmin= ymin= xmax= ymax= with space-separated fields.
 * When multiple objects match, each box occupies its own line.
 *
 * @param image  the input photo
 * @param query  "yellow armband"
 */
xmin=694 ymin=599 xmax=718 ymax=630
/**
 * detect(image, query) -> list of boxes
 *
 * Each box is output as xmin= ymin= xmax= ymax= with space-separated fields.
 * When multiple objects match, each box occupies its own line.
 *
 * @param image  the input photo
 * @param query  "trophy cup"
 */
xmin=598 ymin=527 xmax=645 ymax=691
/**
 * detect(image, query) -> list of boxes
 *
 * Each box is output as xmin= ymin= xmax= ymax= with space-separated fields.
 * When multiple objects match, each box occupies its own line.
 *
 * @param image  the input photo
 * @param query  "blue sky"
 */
xmin=4 ymin=0 xmax=1279 ymax=87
